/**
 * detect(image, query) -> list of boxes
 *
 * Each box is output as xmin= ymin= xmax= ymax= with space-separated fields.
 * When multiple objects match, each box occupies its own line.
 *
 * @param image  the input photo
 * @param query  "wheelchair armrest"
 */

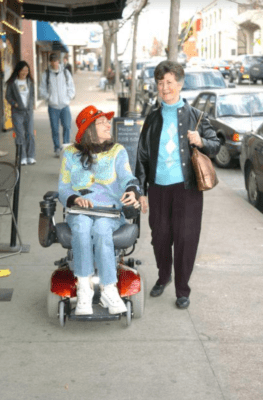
xmin=122 ymin=205 xmax=140 ymax=220
xmin=43 ymin=191 xmax=59 ymax=201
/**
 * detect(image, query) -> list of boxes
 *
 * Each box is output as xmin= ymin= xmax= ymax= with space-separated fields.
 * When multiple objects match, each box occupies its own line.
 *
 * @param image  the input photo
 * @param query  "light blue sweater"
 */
xmin=155 ymin=98 xmax=185 ymax=185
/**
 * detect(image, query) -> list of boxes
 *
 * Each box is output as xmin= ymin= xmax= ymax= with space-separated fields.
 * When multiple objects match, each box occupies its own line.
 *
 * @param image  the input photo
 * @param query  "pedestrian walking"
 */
xmin=39 ymin=53 xmax=75 ymax=158
xmin=63 ymin=55 xmax=72 ymax=75
xmin=135 ymin=60 xmax=220 ymax=309
xmin=5 ymin=61 xmax=36 ymax=166
xmin=58 ymin=105 xmax=141 ymax=316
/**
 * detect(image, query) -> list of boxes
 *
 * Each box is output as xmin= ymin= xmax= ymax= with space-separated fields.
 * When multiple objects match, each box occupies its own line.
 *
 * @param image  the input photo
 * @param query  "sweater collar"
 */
xmin=161 ymin=97 xmax=184 ymax=111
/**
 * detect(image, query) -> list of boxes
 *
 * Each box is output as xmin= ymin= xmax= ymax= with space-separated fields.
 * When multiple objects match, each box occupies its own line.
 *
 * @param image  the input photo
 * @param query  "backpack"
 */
xmin=46 ymin=68 xmax=69 ymax=88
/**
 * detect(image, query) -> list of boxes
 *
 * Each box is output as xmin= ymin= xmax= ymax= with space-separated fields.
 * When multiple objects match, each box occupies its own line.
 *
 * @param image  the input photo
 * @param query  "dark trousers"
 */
xmin=148 ymin=182 xmax=203 ymax=298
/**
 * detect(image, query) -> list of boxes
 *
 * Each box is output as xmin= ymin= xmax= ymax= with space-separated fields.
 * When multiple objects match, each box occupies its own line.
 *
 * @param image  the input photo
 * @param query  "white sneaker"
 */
xmin=0 ymin=150 xmax=8 ymax=157
xmin=27 ymin=158 xmax=36 ymax=165
xmin=21 ymin=158 xmax=27 ymax=165
xmin=75 ymin=277 xmax=94 ymax=315
xmin=100 ymin=284 xmax=127 ymax=314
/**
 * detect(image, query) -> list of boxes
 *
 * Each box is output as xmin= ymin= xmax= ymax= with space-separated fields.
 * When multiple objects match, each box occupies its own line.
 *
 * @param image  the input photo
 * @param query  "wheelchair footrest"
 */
xmin=68 ymin=304 xmax=121 ymax=321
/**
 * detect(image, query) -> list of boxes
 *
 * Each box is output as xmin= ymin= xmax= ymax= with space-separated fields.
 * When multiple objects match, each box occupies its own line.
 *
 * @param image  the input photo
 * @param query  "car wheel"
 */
xmin=214 ymin=141 xmax=232 ymax=168
xmin=236 ymin=74 xmax=242 ymax=85
xmin=247 ymin=166 xmax=263 ymax=211
xmin=229 ymin=73 xmax=234 ymax=83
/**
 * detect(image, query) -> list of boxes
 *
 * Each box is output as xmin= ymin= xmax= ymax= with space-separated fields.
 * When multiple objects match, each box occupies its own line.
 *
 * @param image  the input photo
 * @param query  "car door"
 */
xmin=251 ymin=125 xmax=263 ymax=191
xmin=192 ymin=93 xmax=209 ymax=112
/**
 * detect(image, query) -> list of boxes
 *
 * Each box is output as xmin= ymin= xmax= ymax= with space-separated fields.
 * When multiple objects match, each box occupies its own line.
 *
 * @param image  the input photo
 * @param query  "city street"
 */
xmin=1 ymin=70 xmax=263 ymax=400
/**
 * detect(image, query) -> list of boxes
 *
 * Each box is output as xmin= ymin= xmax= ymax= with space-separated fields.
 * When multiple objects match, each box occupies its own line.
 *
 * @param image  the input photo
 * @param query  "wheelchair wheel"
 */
xmin=122 ymin=300 xmax=132 ymax=327
xmin=47 ymin=282 xmax=61 ymax=319
xmin=125 ymin=301 xmax=132 ymax=326
xmin=59 ymin=301 xmax=66 ymax=327
xmin=131 ymin=268 xmax=146 ymax=319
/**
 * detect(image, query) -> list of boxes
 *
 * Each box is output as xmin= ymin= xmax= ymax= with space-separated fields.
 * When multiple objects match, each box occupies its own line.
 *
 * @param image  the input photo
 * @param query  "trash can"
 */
xmin=118 ymin=93 xmax=130 ymax=117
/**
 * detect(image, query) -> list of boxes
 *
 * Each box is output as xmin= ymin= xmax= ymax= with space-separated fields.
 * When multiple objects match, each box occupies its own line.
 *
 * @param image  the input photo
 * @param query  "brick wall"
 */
xmin=21 ymin=19 xmax=34 ymax=78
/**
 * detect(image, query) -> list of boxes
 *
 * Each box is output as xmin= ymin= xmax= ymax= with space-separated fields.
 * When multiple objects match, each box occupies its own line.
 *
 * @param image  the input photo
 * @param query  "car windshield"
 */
xmin=217 ymin=93 xmax=263 ymax=117
xmin=144 ymin=67 xmax=156 ymax=78
xmin=182 ymin=71 xmax=226 ymax=90
xmin=245 ymin=56 xmax=263 ymax=63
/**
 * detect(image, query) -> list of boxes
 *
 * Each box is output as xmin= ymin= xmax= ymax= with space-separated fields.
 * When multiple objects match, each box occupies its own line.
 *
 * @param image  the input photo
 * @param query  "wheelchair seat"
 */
xmin=55 ymin=222 xmax=139 ymax=250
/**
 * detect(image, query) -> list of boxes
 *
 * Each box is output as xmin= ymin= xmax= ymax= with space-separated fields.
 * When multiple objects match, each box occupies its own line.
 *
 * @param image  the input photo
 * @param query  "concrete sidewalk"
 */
xmin=0 ymin=70 xmax=263 ymax=400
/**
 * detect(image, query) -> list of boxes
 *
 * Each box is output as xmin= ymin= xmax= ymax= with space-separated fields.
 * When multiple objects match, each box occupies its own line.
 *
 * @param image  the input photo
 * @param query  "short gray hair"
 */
xmin=154 ymin=61 xmax=185 ymax=83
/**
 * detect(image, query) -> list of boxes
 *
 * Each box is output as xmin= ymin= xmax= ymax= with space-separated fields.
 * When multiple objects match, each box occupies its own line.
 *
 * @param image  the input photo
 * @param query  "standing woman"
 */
xmin=6 ymin=61 xmax=35 ymax=165
xmin=136 ymin=61 xmax=220 ymax=309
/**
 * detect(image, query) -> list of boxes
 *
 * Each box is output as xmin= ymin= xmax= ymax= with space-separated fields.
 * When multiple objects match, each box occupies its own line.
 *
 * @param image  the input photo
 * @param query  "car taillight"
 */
xmin=225 ymin=66 xmax=230 ymax=70
xmin=214 ymin=66 xmax=219 ymax=69
xmin=232 ymin=133 xmax=240 ymax=142
xmin=240 ymin=66 xmax=244 ymax=73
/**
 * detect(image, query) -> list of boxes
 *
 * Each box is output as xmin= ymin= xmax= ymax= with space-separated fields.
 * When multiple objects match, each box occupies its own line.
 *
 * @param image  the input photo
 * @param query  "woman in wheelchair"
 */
xmin=58 ymin=105 xmax=141 ymax=316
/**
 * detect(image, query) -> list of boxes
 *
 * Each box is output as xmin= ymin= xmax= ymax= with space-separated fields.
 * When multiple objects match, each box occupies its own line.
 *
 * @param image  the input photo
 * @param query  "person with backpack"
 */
xmin=39 ymin=53 xmax=75 ymax=157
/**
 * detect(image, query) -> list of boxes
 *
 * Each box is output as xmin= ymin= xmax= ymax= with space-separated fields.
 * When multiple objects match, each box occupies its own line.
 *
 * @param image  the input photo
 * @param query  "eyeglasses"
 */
xmin=95 ymin=119 xmax=111 ymax=126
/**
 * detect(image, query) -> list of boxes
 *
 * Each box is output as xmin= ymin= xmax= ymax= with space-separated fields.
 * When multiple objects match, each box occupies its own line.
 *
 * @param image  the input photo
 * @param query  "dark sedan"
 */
xmin=192 ymin=89 xmax=263 ymax=168
xmin=240 ymin=123 xmax=263 ymax=211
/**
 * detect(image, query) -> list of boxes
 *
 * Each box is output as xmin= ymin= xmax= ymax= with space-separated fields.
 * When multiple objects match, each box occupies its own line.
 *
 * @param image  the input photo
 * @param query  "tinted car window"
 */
xmin=194 ymin=94 xmax=209 ymax=111
xmin=144 ymin=67 xmax=156 ymax=78
xmin=217 ymin=93 xmax=263 ymax=117
xmin=182 ymin=71 xmax=226 ymax=90
xmin=244 ymin=56 xmax=263 ymax=63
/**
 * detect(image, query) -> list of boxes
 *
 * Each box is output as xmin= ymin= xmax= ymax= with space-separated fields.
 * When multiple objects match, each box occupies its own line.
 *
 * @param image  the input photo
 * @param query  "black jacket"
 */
xmin=5 ymin=78 xmax=34 ymax=112
xmin=135 ymin=100 xmax=221 ymax=194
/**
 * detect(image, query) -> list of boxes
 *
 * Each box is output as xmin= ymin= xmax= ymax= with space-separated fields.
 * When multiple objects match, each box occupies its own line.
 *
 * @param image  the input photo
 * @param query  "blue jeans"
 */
xmin=48 ymin=106 xmax=72 ymax=151
xmin=12 ymin=110 xmax=35 ymax=160
xmin=67 ymin=214 xmax=125 ymax=286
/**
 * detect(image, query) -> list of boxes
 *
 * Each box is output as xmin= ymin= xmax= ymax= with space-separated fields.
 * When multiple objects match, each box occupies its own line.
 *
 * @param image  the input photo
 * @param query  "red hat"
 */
xmin=75 ymin=105 xmax=114 ymax=144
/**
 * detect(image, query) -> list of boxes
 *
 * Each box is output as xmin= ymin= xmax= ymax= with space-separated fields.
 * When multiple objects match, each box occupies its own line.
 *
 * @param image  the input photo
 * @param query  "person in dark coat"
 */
xmin=63 ymin=55 xmax=73 ymax=75
xmin=135 ymin=60 xmax=221 ymax=309
xmin=5 ymin=61 xmax=35 ymax=165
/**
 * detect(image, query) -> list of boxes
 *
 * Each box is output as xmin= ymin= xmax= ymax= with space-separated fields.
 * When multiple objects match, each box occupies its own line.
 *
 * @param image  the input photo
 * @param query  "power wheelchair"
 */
xmin=38 ymin=191 xmax=146 ymax=327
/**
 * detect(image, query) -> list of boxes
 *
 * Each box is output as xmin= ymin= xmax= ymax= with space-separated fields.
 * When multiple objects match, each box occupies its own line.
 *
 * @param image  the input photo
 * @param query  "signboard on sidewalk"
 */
xmin=112 ymin=117 xmax=145 ymax=174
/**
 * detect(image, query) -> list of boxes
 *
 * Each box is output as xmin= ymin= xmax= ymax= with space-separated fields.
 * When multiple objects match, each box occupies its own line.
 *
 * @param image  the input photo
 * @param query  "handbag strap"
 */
xmin=195 ymin=111 xmax=204 ymax=131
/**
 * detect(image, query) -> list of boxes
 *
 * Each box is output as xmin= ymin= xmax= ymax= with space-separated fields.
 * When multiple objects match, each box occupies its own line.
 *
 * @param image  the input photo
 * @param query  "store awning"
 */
xmin=37 ymin=21 xmax=69 ymax=52
xmin=23 ymin=0 xmax=127 ymax=23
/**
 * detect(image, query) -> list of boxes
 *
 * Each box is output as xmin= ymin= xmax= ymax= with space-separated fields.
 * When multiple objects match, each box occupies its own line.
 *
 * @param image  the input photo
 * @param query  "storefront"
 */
xmin=0 ymin=0 xmax=22 ymax=131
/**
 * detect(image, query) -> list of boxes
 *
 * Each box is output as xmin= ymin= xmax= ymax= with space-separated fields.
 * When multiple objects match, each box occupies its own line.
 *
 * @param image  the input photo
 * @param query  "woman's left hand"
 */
xmin=120 ymin=192 xmax=140 ymax=209
xmin=187 ymin=130 xmax=203 ymax=148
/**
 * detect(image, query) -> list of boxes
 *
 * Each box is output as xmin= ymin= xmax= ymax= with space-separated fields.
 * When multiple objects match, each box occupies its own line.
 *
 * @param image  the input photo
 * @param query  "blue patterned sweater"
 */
xmin=58 ymin=144 xmax=140 ymax=208
xmin=155 ymin=98 xmax=185 ymax=185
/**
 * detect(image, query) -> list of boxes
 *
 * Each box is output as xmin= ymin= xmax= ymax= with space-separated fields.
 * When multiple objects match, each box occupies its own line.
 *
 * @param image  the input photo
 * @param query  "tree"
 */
xmin=100 ymin=21 xmax=114 ymax=76
xmin=128 ymin=0 xmax=148 ymax=113
xmin=167 ymin=0 xmax=180 ymax=61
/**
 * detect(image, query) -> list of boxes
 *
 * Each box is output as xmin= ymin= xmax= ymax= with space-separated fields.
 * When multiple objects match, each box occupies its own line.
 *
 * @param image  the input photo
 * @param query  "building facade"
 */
xmin=197 ymin=0 xmax=239 ymax=60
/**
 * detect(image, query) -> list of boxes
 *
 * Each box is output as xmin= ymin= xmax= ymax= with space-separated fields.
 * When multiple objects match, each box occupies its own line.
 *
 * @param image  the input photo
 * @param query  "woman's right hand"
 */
xmin=139 ymin=196 xmax=148 ymax=214
xmin=74 ymin=197 xmax=93 ymax=208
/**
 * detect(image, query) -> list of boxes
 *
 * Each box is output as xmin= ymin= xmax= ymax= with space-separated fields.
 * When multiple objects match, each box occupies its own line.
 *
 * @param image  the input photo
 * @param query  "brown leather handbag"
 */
xmin=191 ymin=112 xmax=219 ymax=191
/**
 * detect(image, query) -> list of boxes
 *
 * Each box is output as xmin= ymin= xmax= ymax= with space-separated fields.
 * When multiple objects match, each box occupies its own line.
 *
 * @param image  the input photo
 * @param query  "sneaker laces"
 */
xmin=103 ymin=284 xmax=122 ymax=305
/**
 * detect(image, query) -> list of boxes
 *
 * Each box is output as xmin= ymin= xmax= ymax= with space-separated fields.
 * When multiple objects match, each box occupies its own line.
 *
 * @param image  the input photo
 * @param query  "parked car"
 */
xmin=209 ymin=59 xmax=231 ymax=78
xmin=177 ymin=52 xmax=187 ymax=67
xmin=229 ymin=54 xmax=263 ymax=84
xmin=192 ymin=89 xmax=263 ymax=168
xmin=181 ymin=68 xmax=234 ymax=104
xmin=240 ymin=122 xmax=263 ymax=211
xmin=187 ymin=57 xmax=207 ymax=67
xmin=137 ymin=62 xmax=158 ymax=104
xmin=137 ymin=67 xmax=232 ymax=108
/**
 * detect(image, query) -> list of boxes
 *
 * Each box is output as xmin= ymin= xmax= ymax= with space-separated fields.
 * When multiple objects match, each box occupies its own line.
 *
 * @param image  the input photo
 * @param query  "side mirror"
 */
xmin=228 ymin=83 xmax=236 ymax=88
